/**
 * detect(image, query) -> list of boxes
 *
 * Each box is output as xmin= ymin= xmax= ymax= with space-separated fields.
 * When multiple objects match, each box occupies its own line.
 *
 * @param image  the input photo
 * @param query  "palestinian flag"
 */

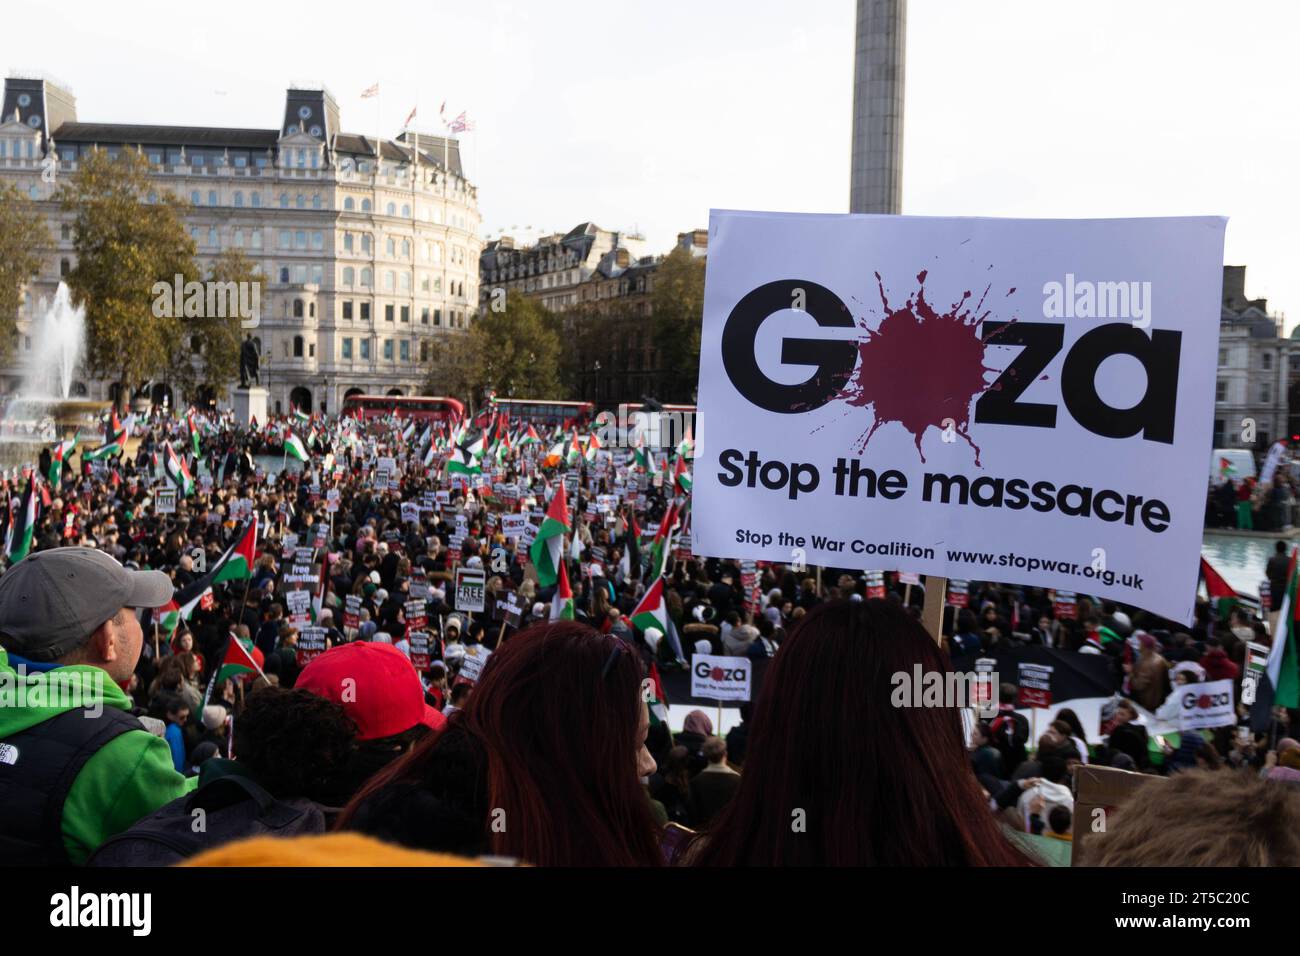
xmin=550 ymin=559 xmax=575 ymax=621
xmin=565 ymin=432 xmax=583 ymax=467
xmin=646 ymin=661 xmax=670 ymax=726
xmin=649 ymin=502 xmax=678 ymax=580
xmin=631 ymin=575 xmax=668 ymax=635
xmin=294 ymin=408 xmax=311 ymax=423
xmin=216 ymin=634 xmax=265 ymax=684
xmin=209 ymin=516 xmax=258 ymax=585
xmin=673 ymin=455 xmax=692 ymax=495
xmin=85 ymin=410 xmax=127 ymax=461
xmin=1201 ymin=556 xmax=1242 ymax=620
xmin=528 ymin=482 xmax=570 ymax=587
xmin=6 ymin=474 xmax=38 ymax=563
xmin=187 ymin=410 xmax=201 ymax=457
xmin=676 ymin=424 xmax=693 ymax=460
xmin=1253 ymin=549 xmax=1300 ymax=728
xmin=633 ymin=434 xmax=654 ymax=473
xmin=164 ymin=441 xmax=195 ymax=496
xmin=520 ymin=424 xmax=541 ymax=447
xmin=448 ymin=435 xmax=484 ymax=475
xmin=1219 ymin=456 xmax=1236 ymax=479
xmin=584 ymin=432 xmax=602 ymax=464
xmin=49 ymin=438 xmax=75 ymax=486
xmin=284 ymin=431 xmax=309 ymax=462
xmin=156 ymin=598 xmax=183 ymax=639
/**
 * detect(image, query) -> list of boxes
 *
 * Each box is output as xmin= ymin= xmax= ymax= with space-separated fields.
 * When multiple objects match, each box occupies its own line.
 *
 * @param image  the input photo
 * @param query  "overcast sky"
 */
xmin=5 ymin=0 xmax=1296 ymax=327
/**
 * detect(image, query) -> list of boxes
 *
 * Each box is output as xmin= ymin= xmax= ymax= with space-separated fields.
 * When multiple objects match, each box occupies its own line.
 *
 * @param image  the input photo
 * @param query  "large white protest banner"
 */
xmin=692 ymin=211 xmax=1226 ymax=623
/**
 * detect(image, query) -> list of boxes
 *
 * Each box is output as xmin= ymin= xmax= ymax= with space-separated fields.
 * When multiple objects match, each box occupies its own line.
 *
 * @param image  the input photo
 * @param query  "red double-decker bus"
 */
xmin=341 ymin=394 xmax=465 ymax=424
xmin=492 ymin=398 xmax=594 ymax=431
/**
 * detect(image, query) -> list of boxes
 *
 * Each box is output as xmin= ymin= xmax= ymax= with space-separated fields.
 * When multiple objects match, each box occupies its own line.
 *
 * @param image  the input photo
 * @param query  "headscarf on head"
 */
xmin=683 ymin=710 xmax=713 ymax=737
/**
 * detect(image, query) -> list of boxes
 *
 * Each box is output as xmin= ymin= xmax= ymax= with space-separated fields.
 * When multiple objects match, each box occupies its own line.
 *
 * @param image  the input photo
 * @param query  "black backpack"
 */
xmin=88 ymin=773 xmax=326 ymax=866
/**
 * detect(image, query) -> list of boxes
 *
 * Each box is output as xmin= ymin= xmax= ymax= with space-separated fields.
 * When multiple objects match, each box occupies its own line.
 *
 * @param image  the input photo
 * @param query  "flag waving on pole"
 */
xmin=529 ymin=482 xmax=570 ymax=587
xmin=550 ymin=559 xmax=575 ymax=621
xmin=361 ymin=83 xmax=379 ymax=98
xmin=163 ymin=441 xmax=195 ymax=497
xmin=404 ymin=105 xmax=417 ymax=127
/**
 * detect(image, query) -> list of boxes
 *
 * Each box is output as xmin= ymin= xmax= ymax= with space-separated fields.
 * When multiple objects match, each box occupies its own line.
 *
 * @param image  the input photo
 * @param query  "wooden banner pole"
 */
xmin=921 ymin=576 xmax=947 ymax=645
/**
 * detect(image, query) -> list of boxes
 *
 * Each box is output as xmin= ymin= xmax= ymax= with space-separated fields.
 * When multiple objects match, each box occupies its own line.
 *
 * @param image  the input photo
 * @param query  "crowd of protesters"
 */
xmin=0 ymin=404 xmax=1298 ymax=867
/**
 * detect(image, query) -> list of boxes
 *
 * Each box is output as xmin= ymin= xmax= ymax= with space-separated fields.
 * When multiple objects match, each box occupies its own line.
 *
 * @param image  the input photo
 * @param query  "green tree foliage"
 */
xmin=58 ymin=150 xmax=198 ymax=408
xmin=650 ymin=246 xmax=706 ymax=401
xmin=170 ymin=248 xmax=258 ymax=400
xmin=431 ymin=292 xmax=565 ymax=403
xmin=0 ymin=183 xmax=50 ymax=363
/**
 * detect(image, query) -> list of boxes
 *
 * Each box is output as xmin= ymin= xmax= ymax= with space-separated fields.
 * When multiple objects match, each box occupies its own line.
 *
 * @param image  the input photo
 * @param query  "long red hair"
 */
xmin=340 ymin=622 xmax=662 ymax=866
xmin=686 ymin=599 xmax=1037 ymax=866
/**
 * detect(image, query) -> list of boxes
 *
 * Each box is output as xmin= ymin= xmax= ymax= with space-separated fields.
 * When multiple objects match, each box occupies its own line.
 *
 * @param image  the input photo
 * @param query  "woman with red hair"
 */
xmin=337 ymin=621 xmax=662 ymax=866
xmin=684 ymin=599 xmax=1036 ymax=866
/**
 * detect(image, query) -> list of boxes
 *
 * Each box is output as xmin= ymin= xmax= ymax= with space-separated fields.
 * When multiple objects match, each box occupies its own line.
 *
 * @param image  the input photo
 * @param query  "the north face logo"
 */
xmin=0 ymin=743 xmax=18 ymax=765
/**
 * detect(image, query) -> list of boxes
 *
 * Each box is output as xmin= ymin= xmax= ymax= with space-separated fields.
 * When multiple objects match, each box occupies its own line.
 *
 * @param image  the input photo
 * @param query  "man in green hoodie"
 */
xmin=0 ymin=547 xmax=197 ymax=865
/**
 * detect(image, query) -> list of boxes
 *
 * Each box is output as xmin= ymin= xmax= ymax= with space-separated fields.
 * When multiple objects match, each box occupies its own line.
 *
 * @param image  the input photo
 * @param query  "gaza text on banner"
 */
xmin=691 ymin=211 xmax=1227 ymax=624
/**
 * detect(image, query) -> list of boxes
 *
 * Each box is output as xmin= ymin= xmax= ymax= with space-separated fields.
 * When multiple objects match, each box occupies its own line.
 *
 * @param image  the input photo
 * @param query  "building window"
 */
xmin=251 ymin=230 xmax=262 ymax=249
xmin=434 ymin=308 xmax=441 ymax=326
xmin=344 ymin=233 xmax=354 ymax=252
xmin=1216 ymin=380 xmax=1226 ymax=402
xmin=60 ymin=258 xmax=69 ymax=276
xmin=360 ymin=339 xmax=371 ymax=359
xmin=386 ymin=202 xmax=396 ymax=216
xmin=234 ymin=191 xmax=243 ymax=207
xmin=311 ymin=265 xmax=322 ymax=285
xmin=385 ymin=304 xmax=395 ymax=322
xmin=344 ymin=197 xmax=355 ymax=211
xmin=296 ymin=194 xmax=306 ymax=209
xmin=361 ymin=235 xmax=371 ymax=253
xmin=279 ymin=193 xmax=289 ymax=208
xmin=400 ymin=273 xmax=410 ymax=292
xmin=385 ymin=271 xmax=395 ymax=292
xmin=279 ymin=230 xmax=291 ymax=249
xmin=342 ymin=300 xmax=353 ymax=320
xmin=401 ymin=204 xmax=411 ymax=217
xmin=343 ymin=266 xmax=355 ymax=286
xmin=342 ymin=338 xmax=353 ymax=359
xmin=421 ymin=307 xmax=429 ymax=325
xmin=208 ymin=190 xmax=217 ymax=206
xmin=293 ymin=336 xmax=304 ymax=357
xmin=386 ymin=237 xmax=396 ymax=257
xmin=361 ymin=198 xmax=372 ymax=212
xmin=401 ymin=239 xmax=410 ymax=258
xmin=421 ymin=340 xmax=430 ymax=362
xmin=1262 ymin=383 xmax=1272 ymax=403
xmin=208 ymin=227 xmax=217 ymax=246
xmin=400 ymin=340 xmax=410 ymax=361
xmin=360 ymin=302 xmax=370 ymax=321
xmin=312 ymin=193 xmax=321 ymax=209
xmin=251 ymin=193 xmax=261 ymax=208
xmin=383 ymin=339 xmax=393 ymax=360
xmin=360 ymin=267 xmax=372 ymax=287
xmin=309 ymin=343 xmax=315 ymax=357
xmin=293 ymin=299 xmax=304 ymax=318
xmin=1262 ymin=352 xmax=1273 ymax=370
xmin=279 ymin=267 xmax=290 ymax=283
xmin=191 ymin=190 xmax=201 ymax=205
xmin=400 ymin=305 xmax=409 ymax=322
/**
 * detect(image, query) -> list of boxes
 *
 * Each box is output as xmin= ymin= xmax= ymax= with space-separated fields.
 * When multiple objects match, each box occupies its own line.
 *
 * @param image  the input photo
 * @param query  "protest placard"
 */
xmin=455 ymin=567 xmax=486 ymax=613
xmin=296 ymin=626 xmax=327 ymax=667
xmin=155 ymin=488 xmax=176 ymax=514
xmin=1174 ymin=679 xmax=1236 ymax=731
xmin=408 ymin=631 xmax=431 ymax=671
xmin=691 ymin=653 xmax=752 ymax=702
xmin=691 ymin=211 xmax=1227 ymax=623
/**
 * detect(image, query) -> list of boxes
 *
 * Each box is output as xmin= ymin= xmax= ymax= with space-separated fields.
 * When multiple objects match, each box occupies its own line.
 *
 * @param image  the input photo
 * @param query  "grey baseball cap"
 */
xmin=0 ymin=547 xmax=173 ymax=662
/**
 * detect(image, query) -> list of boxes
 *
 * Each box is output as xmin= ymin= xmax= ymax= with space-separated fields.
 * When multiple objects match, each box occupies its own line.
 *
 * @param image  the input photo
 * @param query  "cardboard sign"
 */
xmin=1242 ymin=640 xmax=1270 ymax=707
xmin=459 ymin=647 xmax=491 ymax=684
xmin=409 ymin=571 xmax=431 ymax=601
xmin=864 ymin=570 xmax=886 ymax=599
xmin=691 ymin=653 xmax=753 ymax=702
xmin=1174 ymin=679 xmax=1235 ymax=730
xmin=1017 ymin=662 xmax=1054 ymax=708
xmin=1053 ymin=590 xmax=1078 ymax=620
xmin=408 ymin=631 xmax=431 ymax=671
xmin=947 ymin=579 xmax=970 ymax=608
xmin=155 ymin=488 xmax=177 ymax=514
xmin=325 ymin=488 xmax=340 ymax=513
xmin=401 ymin=502 xmax=421 ymax=525
xmin=691 ymin=211 xmax=1227 ymax=623
xmin=492 ymin=592 xmax=524 ymax=629
xmin=405 ymin=598 xmax=428 ymax=633
xmin=1071 ymin=764 xmax=1163 ymax=865
xmin=455 ymin=567 xmax=486 ymax=613
xmin=296 ymin=626 xmax=328 ymax=667
xmin=501 ymin=514 xmax=530 ymax=540
xmin=286 ymin=589 xmax=313 ymax=627
xmin=342 ymin=594 xmax=362 ymax=639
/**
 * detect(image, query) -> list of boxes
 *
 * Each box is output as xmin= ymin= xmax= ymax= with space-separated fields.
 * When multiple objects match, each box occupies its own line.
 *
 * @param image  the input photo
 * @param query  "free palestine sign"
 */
xmin=692 ymin=211 xmax=1226 ymax=623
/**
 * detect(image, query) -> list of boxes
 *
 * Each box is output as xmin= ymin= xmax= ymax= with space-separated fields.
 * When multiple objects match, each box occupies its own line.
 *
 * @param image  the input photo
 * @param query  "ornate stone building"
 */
xmin=0 ymin=74 xmax=482 ymax=415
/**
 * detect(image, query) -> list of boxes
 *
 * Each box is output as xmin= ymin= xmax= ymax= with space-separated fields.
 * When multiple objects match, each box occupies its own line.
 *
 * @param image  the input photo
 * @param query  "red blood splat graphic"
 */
xmin=838 ymin=270 xmax=1005 ymax=465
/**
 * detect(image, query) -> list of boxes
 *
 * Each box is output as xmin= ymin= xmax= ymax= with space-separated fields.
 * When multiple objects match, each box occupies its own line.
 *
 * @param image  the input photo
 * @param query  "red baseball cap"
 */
xmin=296 ymin=641 xmax=445 ymax=740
